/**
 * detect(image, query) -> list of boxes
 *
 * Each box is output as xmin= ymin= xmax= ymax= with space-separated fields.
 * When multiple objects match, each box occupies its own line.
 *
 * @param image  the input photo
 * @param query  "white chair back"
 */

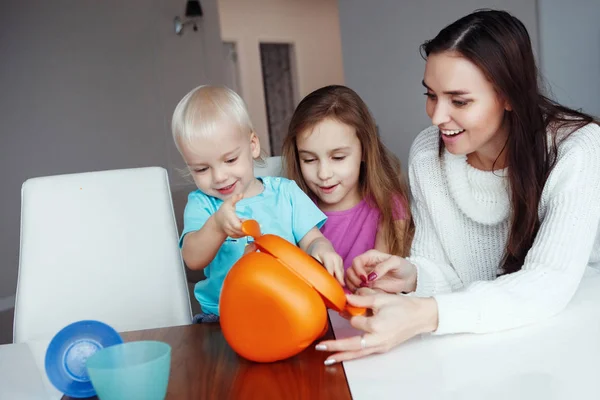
xmin=254 ymin=156 xmax=284 ymax=177
xmin=13 ymin=167 xmax=192 ymax=343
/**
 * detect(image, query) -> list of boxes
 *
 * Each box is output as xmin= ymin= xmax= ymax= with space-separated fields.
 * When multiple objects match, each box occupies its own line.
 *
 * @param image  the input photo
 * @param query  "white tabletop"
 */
xmin=0 ymin=339 xmax=62 ymax=400
xmin=331 ymin=269 xmax=600 ymax=400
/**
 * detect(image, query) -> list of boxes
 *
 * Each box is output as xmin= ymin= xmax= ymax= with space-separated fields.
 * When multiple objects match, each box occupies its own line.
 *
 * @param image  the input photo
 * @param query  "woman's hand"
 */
xmin=316 ymin=293 xmax=439 ymax=364
xmin=345 ymin=250 xmax=418 ymax=294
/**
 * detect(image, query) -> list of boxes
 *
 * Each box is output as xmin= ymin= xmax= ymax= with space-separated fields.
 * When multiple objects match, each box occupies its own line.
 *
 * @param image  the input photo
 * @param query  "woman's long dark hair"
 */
xmin=421 ymin=9 xmax=597 ymax=274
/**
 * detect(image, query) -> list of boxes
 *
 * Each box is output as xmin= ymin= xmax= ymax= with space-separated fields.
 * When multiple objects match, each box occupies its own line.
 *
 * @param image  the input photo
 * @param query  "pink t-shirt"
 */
xmin=320 ymin=198 xmax=406 ymax=270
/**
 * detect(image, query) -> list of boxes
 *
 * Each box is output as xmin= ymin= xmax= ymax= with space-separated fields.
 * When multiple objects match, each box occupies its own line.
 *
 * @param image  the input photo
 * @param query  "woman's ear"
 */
xmin=250 ymin=131 xmax=261 ymax=158
xmin=496 ymin=90 xmax=512 ymax=112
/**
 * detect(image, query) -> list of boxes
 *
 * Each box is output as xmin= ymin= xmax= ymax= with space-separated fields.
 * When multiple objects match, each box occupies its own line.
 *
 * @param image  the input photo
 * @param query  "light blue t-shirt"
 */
xmin=180 ymin=177 xmax=327 ymax=316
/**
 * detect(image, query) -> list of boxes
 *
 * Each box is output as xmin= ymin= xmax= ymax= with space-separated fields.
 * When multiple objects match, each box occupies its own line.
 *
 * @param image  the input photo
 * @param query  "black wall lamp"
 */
xmin=174 ymin=1 xmax=204 ymax=35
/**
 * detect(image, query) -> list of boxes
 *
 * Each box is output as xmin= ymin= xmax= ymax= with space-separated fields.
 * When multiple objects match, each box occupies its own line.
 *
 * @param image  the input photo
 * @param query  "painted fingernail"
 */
xmin=324 ymin=359 xmax=337 ymax=366
xmin=368 ymin=272 xmax=378 ymax=281
xmin=315 ymin=344 xmax=327 ymax=351
xmin=360 ymin=282 xmax=368 ymax=288
xmin=360 ymin=275 xmax=367 ymax=283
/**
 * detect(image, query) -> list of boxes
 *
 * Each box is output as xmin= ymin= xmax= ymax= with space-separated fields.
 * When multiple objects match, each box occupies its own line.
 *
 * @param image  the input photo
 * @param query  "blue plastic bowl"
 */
xmin=45 ymin=320 xmax=123 ymax=398
xmin=86 ymin=341 xmax=171 ymax=400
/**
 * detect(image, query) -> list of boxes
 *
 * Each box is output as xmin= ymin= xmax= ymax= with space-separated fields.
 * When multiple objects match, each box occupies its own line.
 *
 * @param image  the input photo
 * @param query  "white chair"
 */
xmin=13 ymin=167 xmax=192 ymax=343
xmin=254 ymin=156 xmax=284 ymax=177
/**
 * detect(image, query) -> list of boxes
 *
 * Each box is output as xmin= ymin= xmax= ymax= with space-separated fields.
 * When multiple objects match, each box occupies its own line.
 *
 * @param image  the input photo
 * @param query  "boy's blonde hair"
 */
xmin=171 ymin=85 xmax=254 ymax=153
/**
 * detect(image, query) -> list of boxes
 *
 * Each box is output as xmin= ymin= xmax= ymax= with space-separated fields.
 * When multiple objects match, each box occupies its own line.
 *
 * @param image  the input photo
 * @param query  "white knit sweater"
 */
xmin=407 ymin=123 xmax=600 ymax=335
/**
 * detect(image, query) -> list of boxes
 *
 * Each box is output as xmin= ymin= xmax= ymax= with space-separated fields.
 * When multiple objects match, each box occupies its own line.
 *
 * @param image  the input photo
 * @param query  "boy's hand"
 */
xmin=214 ymin=193 xmax=245 ymax=238
xmin=243 ymin=242 xmax=257 ymax=255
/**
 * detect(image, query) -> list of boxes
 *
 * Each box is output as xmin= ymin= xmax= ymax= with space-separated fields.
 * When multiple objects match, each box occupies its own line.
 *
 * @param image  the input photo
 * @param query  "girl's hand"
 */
xmin=214 ymin=193 xmax=245 ymax=238
xmin=345 ymin=250 xmax=417 ymax=294
xmin=311 ymin=241 xmax=345 ymax=286
xmin=299 ymin=228 xmax=345 ymax=286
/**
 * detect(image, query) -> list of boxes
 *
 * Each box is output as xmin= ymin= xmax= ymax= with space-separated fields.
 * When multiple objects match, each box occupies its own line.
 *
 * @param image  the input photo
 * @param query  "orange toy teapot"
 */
xmin=220 ymin=220 xmax=365 ymax=363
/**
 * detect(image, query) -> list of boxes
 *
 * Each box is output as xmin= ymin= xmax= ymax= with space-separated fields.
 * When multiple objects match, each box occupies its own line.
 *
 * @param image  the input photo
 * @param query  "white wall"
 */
xmin=0 ymin=0 xmax=226 ymax=305
xmin=217 ymin=0 xmax=345 ymax=155
xmin=337 ymin=1 xmax=539 ymax=168
xmin=538 ymin=0 xmax=600 ymax=116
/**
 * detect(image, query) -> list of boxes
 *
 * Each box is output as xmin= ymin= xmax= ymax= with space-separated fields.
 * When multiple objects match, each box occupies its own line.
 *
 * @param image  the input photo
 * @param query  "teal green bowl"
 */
xmin=86 ymin=341 xmax=171 ymax=400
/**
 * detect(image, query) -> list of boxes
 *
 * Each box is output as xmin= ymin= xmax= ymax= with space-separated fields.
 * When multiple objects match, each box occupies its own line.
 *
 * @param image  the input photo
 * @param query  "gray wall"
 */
xmin=337 ymin=0 xmax=539 ymax=168
xmin=0 ymin=0 xmax=225 ymax=309
xmin=538 ymin=0 xmax=600 ymax=116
